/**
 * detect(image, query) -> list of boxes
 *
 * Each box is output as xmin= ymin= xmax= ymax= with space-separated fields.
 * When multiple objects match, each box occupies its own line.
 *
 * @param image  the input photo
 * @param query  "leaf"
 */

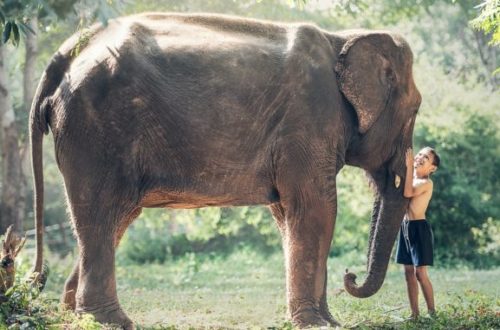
xmin=12 ymin=23 xmax=19 ymax=46
xmin=2 ymin=21 xmax=11 ymax=44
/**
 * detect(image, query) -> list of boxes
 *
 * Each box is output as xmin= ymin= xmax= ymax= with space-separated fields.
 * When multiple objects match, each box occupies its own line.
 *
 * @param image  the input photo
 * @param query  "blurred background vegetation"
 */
xmin=0 ymin=0 xmax=498 ymax=271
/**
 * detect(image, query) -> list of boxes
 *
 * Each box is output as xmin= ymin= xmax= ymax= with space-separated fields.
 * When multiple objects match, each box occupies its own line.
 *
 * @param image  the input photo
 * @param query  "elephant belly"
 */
xmin=139 ymin=184 xmax=279 ymax=209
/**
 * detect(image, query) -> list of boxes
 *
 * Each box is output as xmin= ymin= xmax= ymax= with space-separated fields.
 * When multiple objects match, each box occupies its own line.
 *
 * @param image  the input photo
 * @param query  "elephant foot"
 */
xmin=291 ymin=305 xmax=329 ymax=328
xmin=320 ymin=310 xmax=341 ymax=328
xmin=319 ymin=305 xmax=341 ymax=327
xmin=77 ymin=303 xmax=133 ymax=330
xmin=61 ymin=290 xmax=76 ymax=310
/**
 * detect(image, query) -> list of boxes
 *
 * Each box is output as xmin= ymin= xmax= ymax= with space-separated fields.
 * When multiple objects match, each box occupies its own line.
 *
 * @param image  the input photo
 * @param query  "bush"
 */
xmin=416 ymin=113 xmax=500 ymax=268
xmin=117 ymin=207 xmax=281 ymax=264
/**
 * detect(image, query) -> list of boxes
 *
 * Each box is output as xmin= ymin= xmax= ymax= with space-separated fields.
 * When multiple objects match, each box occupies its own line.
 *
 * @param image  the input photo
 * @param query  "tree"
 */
xmin=471 ymin=0 xmax=500 ymax=46
xmin=470 ymin=0 xmax=500 ymax=74
xmin=0 ymin=0 xmax=121 ymax=233
xmin=0 ymin=1 xmax=39 ymax=233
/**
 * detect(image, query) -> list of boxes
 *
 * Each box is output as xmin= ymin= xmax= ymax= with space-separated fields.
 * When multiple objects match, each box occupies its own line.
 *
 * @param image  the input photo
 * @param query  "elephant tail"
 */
xmin=29 ymin=67 xmax=52 ymax=280
xmin=29 ymin=52 xmax=71 ymax=280
xmin=29 ymin=22 xmax=103 ymax=285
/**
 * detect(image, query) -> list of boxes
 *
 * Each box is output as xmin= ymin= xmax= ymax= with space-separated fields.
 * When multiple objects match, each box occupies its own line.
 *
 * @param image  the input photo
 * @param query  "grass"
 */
xmin=4 ymin=248 xmax=500 ymax=329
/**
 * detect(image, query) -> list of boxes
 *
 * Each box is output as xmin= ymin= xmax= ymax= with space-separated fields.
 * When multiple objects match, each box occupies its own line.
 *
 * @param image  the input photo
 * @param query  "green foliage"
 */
xmin=118 ymin=210 xmax=172 ymax=264
xmin=0 ymin=0 xmax=122 ymax=46
xmin=117 ymin=206 xmax=281 ymax=264
xmin=471 ymin=0 xmax=500 ymax=75
xmin=416 ymin=113 xmax=500 ymax=268
xmin=0 ymin=281 xmax=45 ymax=328
xmin=0 ymin=0 xmax=38 ymax=46
xmin=0 ymin=285 xmax=104 ymax=329
xmin=72 ymin=0 xmax=124 ymax=27
xmin=332 ymin=167 xmax=373 ymax=257
xmin=471 ymin=0 xmax=500 ymax=46
xmin=1 ymin=0 xmax=495 ymax=269
xmin=0 ymin=254 xmax=102 ymax=329
xmin=117 ymin=168 xmax=375 ymax=264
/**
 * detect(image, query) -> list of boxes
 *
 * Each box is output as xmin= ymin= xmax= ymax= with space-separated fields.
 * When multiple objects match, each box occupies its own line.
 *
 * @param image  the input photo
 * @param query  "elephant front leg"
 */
xmin=320 ymin=269 xmax=341 ymax=327
xmin=281 ymin=195 xmax=339 ymax=328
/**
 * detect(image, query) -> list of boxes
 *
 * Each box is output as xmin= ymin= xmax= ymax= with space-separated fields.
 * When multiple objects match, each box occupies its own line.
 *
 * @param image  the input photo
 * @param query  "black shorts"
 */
xmin=396 ymin=219 xmax=434 ymax=267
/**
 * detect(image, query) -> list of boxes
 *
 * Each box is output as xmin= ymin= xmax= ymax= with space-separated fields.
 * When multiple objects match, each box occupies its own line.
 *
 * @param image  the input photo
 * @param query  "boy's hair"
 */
xmin=424 ymin=147 xmax=440 ymax=168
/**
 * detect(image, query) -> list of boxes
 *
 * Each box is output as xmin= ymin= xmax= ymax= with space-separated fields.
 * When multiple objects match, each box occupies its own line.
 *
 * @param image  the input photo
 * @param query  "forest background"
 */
xmin=0 ymin=0 xmax=498 ymax=277
xmin=0 ymin=0 xmax=498 ymax=328
xmin=0 ymin=0 xmax=500 ymax=328
xmin=0 ymin=0 xmax=500 ymax=267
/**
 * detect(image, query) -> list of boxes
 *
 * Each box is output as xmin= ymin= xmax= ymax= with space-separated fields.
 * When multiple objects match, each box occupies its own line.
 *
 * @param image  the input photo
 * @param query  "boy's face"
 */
xmin=414 ymin=148 xmax=437 ymax=177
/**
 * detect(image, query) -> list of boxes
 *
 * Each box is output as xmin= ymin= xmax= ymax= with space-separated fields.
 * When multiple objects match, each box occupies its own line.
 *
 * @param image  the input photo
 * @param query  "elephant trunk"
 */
xmin=344 ymin=175 xmax=408 ymax=298
xmin=366 ymin=196 xmax=381 ymax=269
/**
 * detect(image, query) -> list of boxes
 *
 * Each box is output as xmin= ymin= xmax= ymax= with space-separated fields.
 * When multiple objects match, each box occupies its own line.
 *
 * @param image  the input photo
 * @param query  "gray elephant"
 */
xmin=30 ymin=13 xmax=421 ymax=328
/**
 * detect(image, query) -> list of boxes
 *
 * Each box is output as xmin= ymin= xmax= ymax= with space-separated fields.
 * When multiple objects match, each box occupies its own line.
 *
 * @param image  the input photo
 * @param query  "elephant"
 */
xmin=29 ymin=13 xmax=421 ymax=328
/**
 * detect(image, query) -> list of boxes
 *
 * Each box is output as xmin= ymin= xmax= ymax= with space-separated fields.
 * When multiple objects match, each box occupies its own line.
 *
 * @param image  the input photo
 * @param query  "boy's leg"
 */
xmin=404 ymin=265 xmax=419 ymax=318
xmin=415 ymin=266 xmax=435 ymax=313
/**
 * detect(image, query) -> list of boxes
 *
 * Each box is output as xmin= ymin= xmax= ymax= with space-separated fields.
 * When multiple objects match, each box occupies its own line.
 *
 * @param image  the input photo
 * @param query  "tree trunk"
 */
xmin=0 ymin=45 xmax=23 ymax=233
xmin=18 ymin=18 xmax=40 ymax=231
xmin=23 ymin=18 xmax=38 ymax=117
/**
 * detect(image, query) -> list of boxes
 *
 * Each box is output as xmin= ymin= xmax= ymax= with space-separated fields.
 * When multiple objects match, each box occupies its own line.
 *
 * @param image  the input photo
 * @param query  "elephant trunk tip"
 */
xmin=343 ymin=271 xmax=378 ymax=298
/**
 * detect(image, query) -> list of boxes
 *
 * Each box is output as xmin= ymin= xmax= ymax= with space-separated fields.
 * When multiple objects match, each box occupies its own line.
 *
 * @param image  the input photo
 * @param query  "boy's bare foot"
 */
xmin=429 ymin=309 xmax=437 ymax=318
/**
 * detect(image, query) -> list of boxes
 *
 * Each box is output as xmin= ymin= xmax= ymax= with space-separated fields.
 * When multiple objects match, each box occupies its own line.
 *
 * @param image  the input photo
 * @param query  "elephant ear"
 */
xmin=335 ymin=33 xmax=397 ymax=134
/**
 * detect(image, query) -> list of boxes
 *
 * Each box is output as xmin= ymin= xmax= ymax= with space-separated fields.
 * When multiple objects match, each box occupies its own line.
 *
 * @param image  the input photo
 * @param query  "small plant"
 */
xmin=0 ymin=227 xmax=103 ymax=329
xmin=0 ymin=280 xmax=46 ymax=328
xmin=0 ymin=226 xmax=26 ymax=296
xmin=0 ymin=226 xmax=47 ymax=328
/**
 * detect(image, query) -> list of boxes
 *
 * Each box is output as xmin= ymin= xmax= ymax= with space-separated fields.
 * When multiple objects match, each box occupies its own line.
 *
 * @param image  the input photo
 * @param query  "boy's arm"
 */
xmin=403 ymin=148 xmax=432 ymax=198
xmin=403 ymin=148 xmax=414 ymax=198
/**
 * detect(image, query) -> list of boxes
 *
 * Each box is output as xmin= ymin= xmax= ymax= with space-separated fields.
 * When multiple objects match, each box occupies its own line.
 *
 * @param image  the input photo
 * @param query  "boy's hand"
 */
xmin=405 ymin=148 xmax=414 ymax=169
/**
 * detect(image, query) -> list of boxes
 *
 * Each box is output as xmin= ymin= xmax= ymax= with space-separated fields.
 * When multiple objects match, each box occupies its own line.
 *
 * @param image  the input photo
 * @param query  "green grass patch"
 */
xmin=2 ymin=249 xmax=499 ymax=329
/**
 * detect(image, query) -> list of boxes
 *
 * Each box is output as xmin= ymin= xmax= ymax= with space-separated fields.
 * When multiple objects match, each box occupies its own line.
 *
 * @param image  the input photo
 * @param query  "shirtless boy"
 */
xmin=396 ymin=146 xmax=440 ymax=319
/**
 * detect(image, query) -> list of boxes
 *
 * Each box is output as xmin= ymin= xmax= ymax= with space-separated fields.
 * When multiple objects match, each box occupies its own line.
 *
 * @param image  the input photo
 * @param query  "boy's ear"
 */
xmin=430 ymin=165 xmax=437 ymax=173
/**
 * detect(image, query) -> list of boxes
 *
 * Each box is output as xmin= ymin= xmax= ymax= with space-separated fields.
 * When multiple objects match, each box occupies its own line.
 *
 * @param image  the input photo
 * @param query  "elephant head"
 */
xmin=334 ymin=32 xmax=421 ymax=297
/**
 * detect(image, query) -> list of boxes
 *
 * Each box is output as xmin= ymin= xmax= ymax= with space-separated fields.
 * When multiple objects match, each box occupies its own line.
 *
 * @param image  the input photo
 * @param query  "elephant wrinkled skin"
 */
xmin=30 ymin=13 xmax=421 ymax=328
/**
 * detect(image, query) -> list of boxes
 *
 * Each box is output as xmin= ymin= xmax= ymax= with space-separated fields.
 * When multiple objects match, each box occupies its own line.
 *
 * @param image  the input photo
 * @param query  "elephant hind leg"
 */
xmin=61 ymin=207 xmax=142 ymax=311
xmin=74 ymin=217 xmax=131 ymax=327
xmin=61 ymin=261 xmax=79 ymax=310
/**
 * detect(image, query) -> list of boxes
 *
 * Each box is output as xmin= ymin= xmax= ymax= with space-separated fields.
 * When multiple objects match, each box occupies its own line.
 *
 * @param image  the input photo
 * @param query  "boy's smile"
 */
xmin=413 ymin=148 xmax=437 ymax=177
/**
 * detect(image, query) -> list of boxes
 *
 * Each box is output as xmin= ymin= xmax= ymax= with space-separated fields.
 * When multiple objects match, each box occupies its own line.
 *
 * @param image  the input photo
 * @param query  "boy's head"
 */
xmin=414 ymin=147 xmax=440 ymax=177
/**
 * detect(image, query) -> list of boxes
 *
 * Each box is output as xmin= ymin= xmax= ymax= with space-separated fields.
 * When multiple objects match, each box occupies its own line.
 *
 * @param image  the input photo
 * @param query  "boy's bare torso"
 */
xmin=406 ymin=177 xmax=433 ymax=220
xmin=404 ymin=147 xmax=437 ymax=221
